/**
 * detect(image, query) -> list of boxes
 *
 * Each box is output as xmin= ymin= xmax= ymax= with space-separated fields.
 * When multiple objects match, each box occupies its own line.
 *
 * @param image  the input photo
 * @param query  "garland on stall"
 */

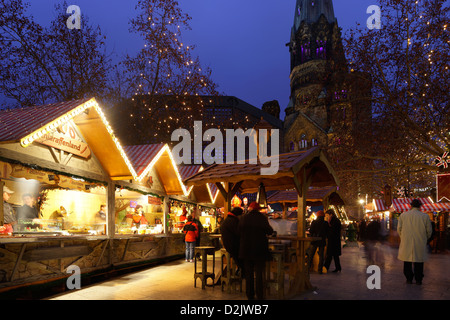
xmin=0 ymin=155 xmax=108 ymax=186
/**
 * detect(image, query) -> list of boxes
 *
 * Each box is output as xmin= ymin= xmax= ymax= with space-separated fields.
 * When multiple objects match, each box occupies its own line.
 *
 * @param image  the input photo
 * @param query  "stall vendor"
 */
xmin=49 ymin=206 xmax=71 ymax=230
xmin=94 ymin=204 xmax=107 ymax=234
xmin=123 ymin=205 xmax=148 ymax=229
xmin=1 ymin=186 xmax=16 ymax=233
xmin=17 ymin=193 xmax=40 ymax=231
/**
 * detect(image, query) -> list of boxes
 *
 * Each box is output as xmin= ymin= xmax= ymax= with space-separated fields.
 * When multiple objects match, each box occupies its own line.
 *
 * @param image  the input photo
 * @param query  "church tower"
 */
xmin=284 ymin=0 xmax=357 ymax=153
xmin=284 ymin=0 xmax=373 ymax=215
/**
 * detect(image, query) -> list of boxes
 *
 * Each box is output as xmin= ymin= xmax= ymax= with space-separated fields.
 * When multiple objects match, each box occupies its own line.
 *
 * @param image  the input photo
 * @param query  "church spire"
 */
xmin=294 ymin=0 xmax=336 ymax=32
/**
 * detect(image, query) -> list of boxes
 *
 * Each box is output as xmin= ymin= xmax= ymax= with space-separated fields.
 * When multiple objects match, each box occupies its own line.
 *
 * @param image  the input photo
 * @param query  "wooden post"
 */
xmin=224 ymin=183 xmax=231 ymax=217
xmin=216 ymin=181 xmax=243 ymax=218
xmin=294 ymin=168 xmax=312 ymax=237
xmin=0 ymin=181 xmax=4 ymax=226
xmin=107 ymin=179 xmax=116 ymax=238
xmin=163 ymin=195 xmax=170 ymax=234
xmin=107 ymin=179 xmax=115 ymax=266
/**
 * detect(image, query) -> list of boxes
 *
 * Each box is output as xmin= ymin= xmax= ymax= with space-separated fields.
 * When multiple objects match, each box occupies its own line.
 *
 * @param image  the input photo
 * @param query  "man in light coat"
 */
xmin=397 ymin=199 xmax=432 ymax=285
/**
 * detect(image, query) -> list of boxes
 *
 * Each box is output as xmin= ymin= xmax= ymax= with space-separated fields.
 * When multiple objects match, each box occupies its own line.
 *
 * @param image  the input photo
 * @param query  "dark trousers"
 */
xmin=403 ymin=262 xmax=424 ymax=282
xmin=244 ymin=260 xmax=266 ymax=300
xmin=308 ymin=244 xmax=325 ymax=272
xmin=324 ymin=254 xmax=341 ymax=271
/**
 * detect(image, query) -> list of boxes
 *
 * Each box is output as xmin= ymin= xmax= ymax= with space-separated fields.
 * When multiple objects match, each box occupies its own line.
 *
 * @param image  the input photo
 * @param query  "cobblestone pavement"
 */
xmin=48 ymin=242 xmax=450 ymax=301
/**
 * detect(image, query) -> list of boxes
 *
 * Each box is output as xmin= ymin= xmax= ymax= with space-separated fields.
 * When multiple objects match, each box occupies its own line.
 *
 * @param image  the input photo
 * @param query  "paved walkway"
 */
xmin=47 ymin=242 xmax=450 ymax=301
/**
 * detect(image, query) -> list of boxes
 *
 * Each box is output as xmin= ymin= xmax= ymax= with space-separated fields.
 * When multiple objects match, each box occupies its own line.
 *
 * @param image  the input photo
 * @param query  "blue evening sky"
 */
xmin=24 ymin=0 xmax=376 ymax=117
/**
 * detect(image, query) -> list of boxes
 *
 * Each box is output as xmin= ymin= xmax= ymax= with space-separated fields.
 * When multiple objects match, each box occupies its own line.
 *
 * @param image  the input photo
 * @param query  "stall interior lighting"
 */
xmin=137 ymin=144 xmax=189 ymax=196
xmin=207 ymin=182 xmax=221 ymax=204
xmin=19 ymin=98 xmax=139 ymax=181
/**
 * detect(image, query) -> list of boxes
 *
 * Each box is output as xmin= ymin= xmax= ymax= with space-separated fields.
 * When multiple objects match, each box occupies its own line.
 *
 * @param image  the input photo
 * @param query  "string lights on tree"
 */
xmin=118 ymin=0 xmax=218 ymax=145
xmin=341 ymin=0 xmax=449 ymax=194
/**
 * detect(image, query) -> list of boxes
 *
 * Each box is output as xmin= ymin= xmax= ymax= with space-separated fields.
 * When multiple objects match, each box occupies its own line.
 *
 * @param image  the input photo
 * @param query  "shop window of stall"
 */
xmin=198 ymin=205 xmax=218 ymax=233
xmin=0 ymin=161 xmax=107 ymax=237
xmin=166 ymin=201 xmax=218 ymax=234
xmin=115 ymin=188 xmax=164 ymax=235
xmin=167 ymin=200 xmax=196 ymax=234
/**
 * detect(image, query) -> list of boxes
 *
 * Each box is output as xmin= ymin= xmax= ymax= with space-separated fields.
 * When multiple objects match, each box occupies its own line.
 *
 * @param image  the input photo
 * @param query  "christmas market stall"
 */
xmin=267 ymin=186 xmax=346 ymax=220
xmin=184 ymin=147 xmax=340 ymax=297
xmin=177 ymin=165 xmax=219 ymax=235
xmin=0 ymin=98 xmax=188 ymax=295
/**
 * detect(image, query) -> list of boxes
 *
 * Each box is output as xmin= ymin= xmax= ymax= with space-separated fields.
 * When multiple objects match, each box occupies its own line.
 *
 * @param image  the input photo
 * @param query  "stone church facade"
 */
xmin=283 ymin=0 xmax=372 ymax=157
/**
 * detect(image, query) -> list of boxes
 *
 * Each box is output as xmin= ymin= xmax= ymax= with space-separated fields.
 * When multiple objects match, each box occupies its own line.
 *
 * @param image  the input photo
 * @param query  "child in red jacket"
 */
xmin=183 ymin=215 xmax=199 ymax=262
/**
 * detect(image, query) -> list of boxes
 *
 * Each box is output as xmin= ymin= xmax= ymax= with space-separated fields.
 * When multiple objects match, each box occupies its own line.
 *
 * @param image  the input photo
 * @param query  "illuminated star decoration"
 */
xmin=435 ymin=152 xmax=450 ymax=169
xmin=397 ymin=187 xmax=406 ymax=198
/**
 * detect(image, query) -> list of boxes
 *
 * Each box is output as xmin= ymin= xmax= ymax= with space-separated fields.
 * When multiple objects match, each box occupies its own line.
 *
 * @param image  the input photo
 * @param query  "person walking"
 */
xmin=238 ymin=202 xmax=274 ymax=300
xmin=364 ymin=218 xmax=381 ymax=265
xmin=221 ymin=207 xmax=244 ymax=271
xmin=308 ymin=210 xmax=328 ymax=274
xmin=397 ymin=199 xmax=432 ymax=285
xmin=183 ymin=215 xmax=199 ymax=262
xmin=324 ymin=209 xmax=342 ymax=273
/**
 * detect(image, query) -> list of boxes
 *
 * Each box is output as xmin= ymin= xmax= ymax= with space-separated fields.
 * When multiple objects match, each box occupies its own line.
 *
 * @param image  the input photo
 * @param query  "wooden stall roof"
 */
xmin=0 ymin=98 xmax=138 ymax=181
xmin=178 ymin=165 xmax=219 ymax=204
xmin=373 ymin=199 xmax=389 ymax=212
xmin=390 ymin=197 xmax=434 ymax=213
xmin=184 ymin=147 xmax=339 ymax=194
xmin=178 ymin=165 xmax=206 ymax=203
xmin=267 ymin=186 xmax=344 ymax=206
xmin=124 ymin=144 xmax=188 ymax=196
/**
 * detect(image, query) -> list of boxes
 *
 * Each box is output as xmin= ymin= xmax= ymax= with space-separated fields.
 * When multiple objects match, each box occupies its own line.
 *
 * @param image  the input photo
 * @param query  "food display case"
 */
xmin=115 ymin=188 xmax=164 ymax=235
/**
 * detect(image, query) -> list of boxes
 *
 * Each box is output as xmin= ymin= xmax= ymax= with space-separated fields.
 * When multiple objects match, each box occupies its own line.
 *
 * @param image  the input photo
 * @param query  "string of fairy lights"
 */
xmin=127 ymin=2 xmax=211 ymax=138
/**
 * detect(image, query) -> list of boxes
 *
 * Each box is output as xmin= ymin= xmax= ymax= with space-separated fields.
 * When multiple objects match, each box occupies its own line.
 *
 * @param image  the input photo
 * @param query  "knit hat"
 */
xmin=231 ymin=207 xmax=244 ymax=216
xmin=248 ymin=202 xmax=267 ymax=211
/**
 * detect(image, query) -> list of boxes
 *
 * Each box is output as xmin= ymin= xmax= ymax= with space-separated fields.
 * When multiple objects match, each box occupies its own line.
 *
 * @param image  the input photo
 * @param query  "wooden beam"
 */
xmin=0 ymin=147 xmax=108 ymax=182
xmin=163 ymin=195 xmax=169 ymax=234
xmin=0 ymin=181 xmax=4 ymax=226
xmin=107 ymin=179 xmax=115 ymax=238
xmin=230 ymin=180 xmax=243 ymax=196
xmin=215 ymin=182 xmax=227 ymax=200
xmin=22 ymin=245 xmax=92 ymax=262
xmin=295 ymin=168 xmax=313 ymax=237
xmin=10 ymin=243 xmax=26 ymax=281
xmin=110 ymin=176 xmax=134 ymax=181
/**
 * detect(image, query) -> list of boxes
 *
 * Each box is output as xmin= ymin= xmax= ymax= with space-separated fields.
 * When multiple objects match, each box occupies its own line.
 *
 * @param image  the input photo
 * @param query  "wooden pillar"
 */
xmin=106 ymin=179 xmax=116 ymax=266
xmin=323 ymin=197 xmax=329 ymax=213
xmin=0 ymin=181 xmax=4 ymax=226
xmin=294 ymin=168 xmax=312 ymax=237
xmin=281 ymin=203 xmax=286 ymax=219
xmin=163 ymin=195 xmax=170 ymax=234
xmin=297 ymin=194 xmax=307 ymax=237
xmin=224 ymin=183 xmax=231 ymax=217
xmin=216 ymin=181 xmax=243 ymax=218
xmin=107 ymin=179 xmax=116 ymax=238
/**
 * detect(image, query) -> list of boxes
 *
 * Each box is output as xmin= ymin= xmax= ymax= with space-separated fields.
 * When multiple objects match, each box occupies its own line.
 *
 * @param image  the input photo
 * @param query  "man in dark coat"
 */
xmin=324 ymin=209 xmax=342 ymax=272
xmin=192 ymin=208 xmax=203 ymax=246
xmin=238 ymin=202 xmax=274 ymax=300
xmin=221 ymin=207 xmax=244 ymax=270
xmin=308 ymin=210 xmax=328 ymax=273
